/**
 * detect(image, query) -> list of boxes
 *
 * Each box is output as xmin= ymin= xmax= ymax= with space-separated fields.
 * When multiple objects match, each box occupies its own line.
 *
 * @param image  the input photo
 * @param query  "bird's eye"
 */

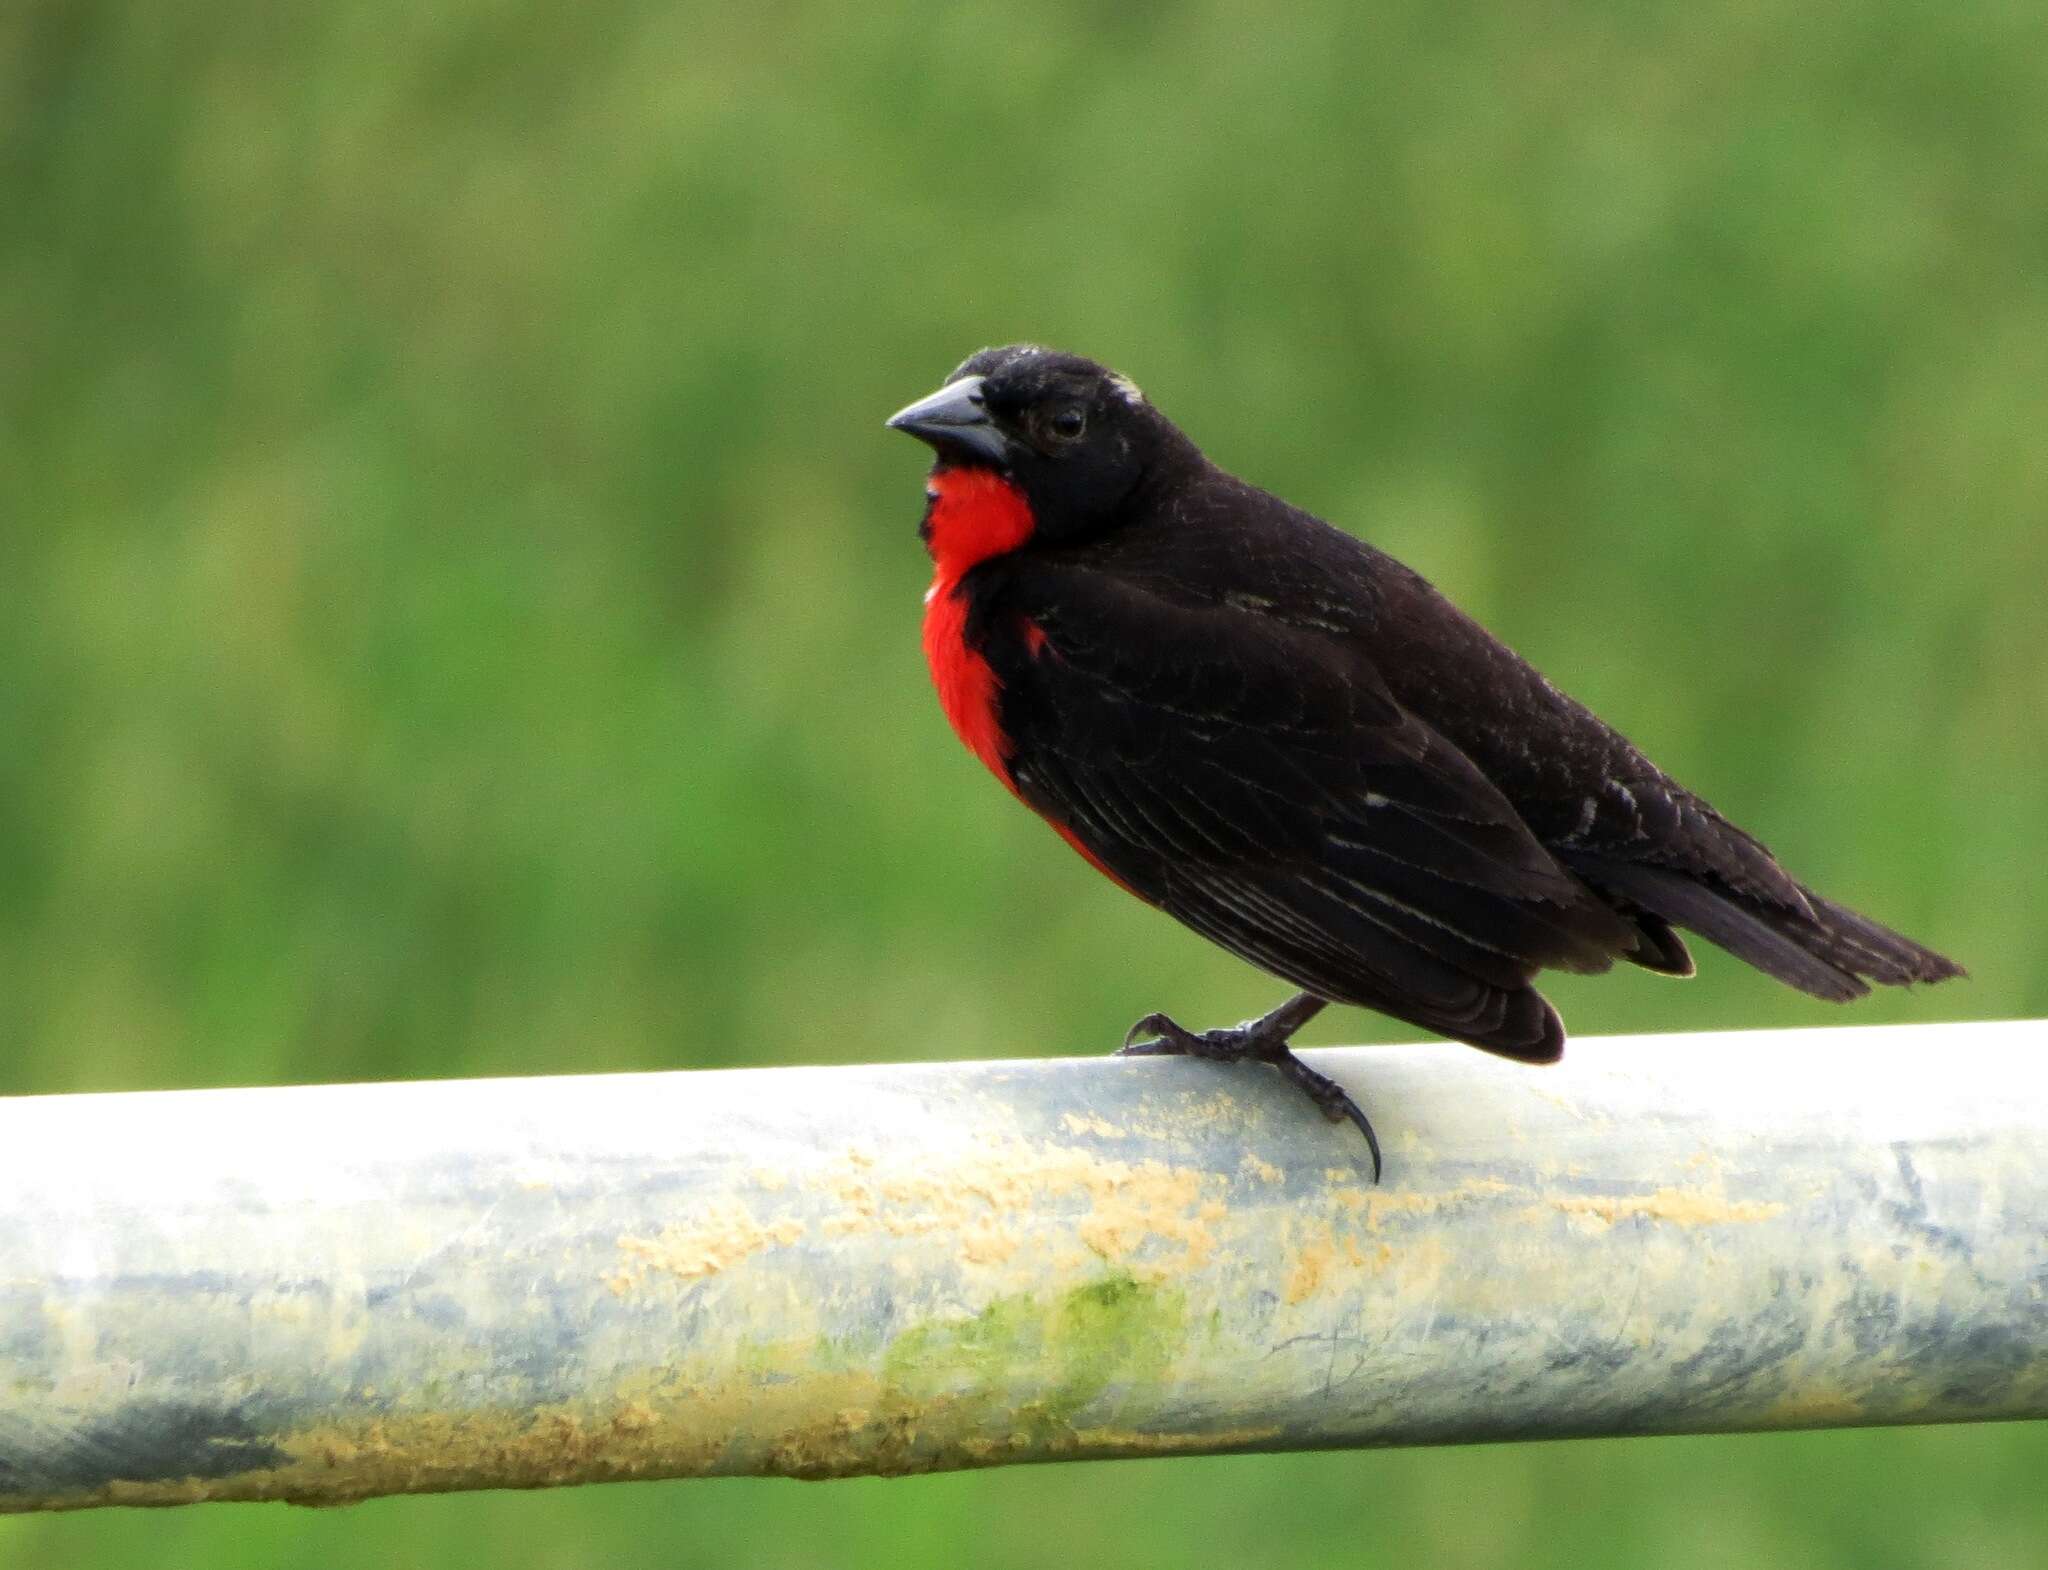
xmin=1048 ymin=406 xmax=1086 ymax=442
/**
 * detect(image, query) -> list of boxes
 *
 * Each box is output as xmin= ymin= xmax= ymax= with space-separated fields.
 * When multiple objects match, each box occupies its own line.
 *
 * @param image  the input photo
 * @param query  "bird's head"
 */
xmin=886 ymin=345 xmax=1192 ymax=541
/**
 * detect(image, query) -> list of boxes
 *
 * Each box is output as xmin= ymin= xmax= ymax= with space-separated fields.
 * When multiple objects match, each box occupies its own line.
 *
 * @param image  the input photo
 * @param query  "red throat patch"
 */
xmin=921 ymin=465 xmax=1037 ymax=582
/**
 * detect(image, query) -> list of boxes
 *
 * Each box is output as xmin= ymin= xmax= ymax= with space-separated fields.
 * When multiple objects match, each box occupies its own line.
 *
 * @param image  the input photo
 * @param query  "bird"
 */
xmin=885 ymin=345 xmax=1963 ymax=1178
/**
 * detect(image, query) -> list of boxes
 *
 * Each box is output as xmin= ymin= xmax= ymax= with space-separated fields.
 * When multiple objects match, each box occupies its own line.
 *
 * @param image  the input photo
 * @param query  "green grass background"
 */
xmin=5 ymin=0 xmax=2045 ymax=1564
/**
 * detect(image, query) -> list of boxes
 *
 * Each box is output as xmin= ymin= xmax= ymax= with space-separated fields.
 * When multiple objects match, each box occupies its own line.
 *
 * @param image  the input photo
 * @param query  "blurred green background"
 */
xmin=4 ymin=0 xmax=2044 ymax=1564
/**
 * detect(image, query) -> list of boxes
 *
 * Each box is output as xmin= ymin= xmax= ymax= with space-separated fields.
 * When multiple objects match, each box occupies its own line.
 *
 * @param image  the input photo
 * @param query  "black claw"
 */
xmin=1113 ymin=994 xmax=1384 ymax=1180
xmin=1322 ymin=1086 xmax=1382 ymax=1183
xmin=1119 ymin=1012 xmax=1180 ymax=1053
xmin=1272 ymin=1050 xmax=1382 ymax=1182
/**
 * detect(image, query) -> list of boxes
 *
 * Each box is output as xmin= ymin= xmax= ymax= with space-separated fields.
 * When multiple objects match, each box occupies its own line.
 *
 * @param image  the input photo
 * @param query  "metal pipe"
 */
xmin=2 ymin=1020 xmax=2043 ymax=1511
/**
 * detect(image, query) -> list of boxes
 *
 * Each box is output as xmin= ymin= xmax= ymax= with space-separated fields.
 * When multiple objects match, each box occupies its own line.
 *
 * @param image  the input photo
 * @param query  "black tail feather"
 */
xmin=1601 ymin=861 xmax=1867 ymax=1001
xmin=1563 ymin=854 xmax=1961 ymax=1003
xmin=1774 ymin=886 xmax=1967 ymax=987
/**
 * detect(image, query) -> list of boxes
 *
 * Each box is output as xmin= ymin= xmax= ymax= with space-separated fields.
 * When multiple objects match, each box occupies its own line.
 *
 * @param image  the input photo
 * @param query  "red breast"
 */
xmin=920 ymin=467 xmax=1036 ymax=784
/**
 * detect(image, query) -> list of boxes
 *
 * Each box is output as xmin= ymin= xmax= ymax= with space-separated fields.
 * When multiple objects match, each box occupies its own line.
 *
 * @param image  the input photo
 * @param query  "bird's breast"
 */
xmin=921 ymin=581 xmax=1140 ymax=898
xmin=922 ymin=579 xmax=1013 ymax=784
xmin=918 ymin=466 xmax=1037 ymax=787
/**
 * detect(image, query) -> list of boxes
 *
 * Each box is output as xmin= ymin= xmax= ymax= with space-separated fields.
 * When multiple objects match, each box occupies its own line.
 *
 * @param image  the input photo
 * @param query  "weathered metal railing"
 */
xmin=1 ymin=1019 xmax=2042 ymax=1511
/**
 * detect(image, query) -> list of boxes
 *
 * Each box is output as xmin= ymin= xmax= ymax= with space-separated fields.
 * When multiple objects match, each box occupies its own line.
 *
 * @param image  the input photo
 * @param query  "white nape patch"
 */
xmin=1108 ymin=373 xmax=1146 ymax=406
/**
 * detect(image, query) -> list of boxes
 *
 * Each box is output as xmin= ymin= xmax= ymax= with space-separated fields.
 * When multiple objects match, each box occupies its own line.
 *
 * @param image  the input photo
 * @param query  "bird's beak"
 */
xmin=885 ymin=375 xmax=1013 ymax=466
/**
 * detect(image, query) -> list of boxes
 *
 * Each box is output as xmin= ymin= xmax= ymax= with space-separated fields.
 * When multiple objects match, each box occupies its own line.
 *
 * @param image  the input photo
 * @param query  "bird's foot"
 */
xmin=1117 ymin=1001 xmax=1381 ymax=1181
xmin=1117 ymin=1011 xmax=1261 ymax=1062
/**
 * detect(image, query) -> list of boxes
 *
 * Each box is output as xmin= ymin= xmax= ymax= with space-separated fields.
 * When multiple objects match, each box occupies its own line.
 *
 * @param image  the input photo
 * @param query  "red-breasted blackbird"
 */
xmin=888 ymin=346 xmax=1963 ymax=1176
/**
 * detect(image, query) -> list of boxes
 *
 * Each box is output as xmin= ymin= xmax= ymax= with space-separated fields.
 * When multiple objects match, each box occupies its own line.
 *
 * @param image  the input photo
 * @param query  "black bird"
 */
xmin=888 ymin=345 xmax=1963 ymax=1177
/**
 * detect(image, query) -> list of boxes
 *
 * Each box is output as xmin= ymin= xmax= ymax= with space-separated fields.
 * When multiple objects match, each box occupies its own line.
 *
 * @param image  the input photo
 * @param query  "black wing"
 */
xmin=1344 ymin=552 xmax=1965 ymax=999
xmin=982 ymin=562 xmax=1643 ymax=1061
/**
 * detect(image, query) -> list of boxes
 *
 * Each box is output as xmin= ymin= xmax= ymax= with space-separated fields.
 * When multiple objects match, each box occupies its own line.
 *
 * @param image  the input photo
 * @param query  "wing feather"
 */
xmin=987 ymin=565 xmax=1638 ymax=1031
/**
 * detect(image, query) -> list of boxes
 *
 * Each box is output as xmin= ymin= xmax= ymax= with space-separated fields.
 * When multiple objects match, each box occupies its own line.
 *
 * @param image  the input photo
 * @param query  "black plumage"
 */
xmin=889 ymin=345 xmax=1962 ymax=1163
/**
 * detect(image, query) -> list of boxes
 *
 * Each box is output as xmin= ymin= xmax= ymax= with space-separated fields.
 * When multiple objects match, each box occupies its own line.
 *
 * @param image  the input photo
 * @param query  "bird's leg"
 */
xmin=1117 ymin=991 xmax=1381 ymax=1180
